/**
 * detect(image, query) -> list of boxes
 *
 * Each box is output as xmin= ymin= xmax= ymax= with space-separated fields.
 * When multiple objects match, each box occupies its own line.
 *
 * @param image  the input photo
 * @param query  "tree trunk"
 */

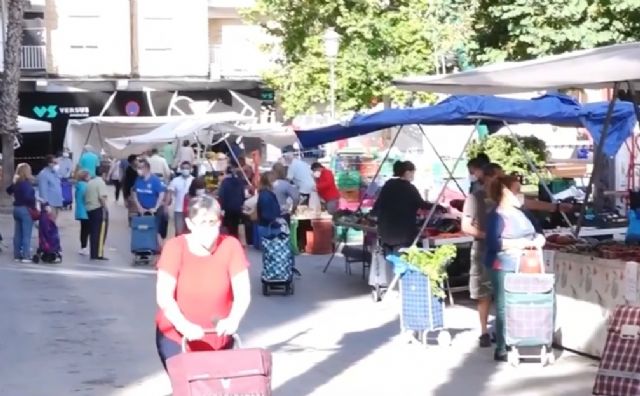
xmin=0 ymin=0 xmax=24 ymax=212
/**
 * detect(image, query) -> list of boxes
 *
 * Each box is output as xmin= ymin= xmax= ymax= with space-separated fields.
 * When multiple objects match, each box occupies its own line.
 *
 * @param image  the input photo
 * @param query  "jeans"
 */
xmin=490 ymin=268 xmax=515 ymax=353
xmin=13 ymin=206 xmax=33 ymax=259
xmin=156 ymin=328 xmax=182 ymax=371
xmin=174 ymin=211 xmax=185 ymax=236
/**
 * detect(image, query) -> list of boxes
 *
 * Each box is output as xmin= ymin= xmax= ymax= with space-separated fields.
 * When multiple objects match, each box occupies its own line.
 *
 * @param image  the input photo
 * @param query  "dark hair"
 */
xmin=138 ymin=158 xmax=150 ymax=170
xmin=188 ymin=177 xmax=206 ymax=197
xmin=476 ymin=153 xmax=490 ymax=165
xmin=487 ymin=175 xmax=519 ymax=203
xmin=392 ymin=160 xmax=405 ymax=177
xmin=180 ymin=161 xmax=192 ymax=169
xmin=467 ymin=158 xmax=484 ymax=170
xmin=483 ymin=163 xmax=503 ymax=178
xmin=95 ymin=165 xmax=105 ymax=178
xmin=183 ymin=140 xmax=190 ymax=147
xmin=311 ymin=162 xmax=323 ymax=171
xmin=45 ymin=154 xmax=55 ymax=164
xmin=272 ymin=162 xmax=286 ymax=180
xmin=151 ymin=148 xmax=159 ymax=155
xmin=127 ymin=154 xmax=137 ymax=164
xmin=259 ymin=172 xmax=273 ymax=191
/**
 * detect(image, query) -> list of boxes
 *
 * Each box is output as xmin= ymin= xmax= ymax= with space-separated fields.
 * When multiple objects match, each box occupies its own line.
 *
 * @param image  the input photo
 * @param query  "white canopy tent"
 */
xmin=103 ymin=112 xmax=254 ymax=155
xmin=64 ymin=113 xmax=253 ymax=159
xmin=18 ymin=116 xmax=51 ymax=133
xmin=393 ymin=41 xmax=640 ymax=94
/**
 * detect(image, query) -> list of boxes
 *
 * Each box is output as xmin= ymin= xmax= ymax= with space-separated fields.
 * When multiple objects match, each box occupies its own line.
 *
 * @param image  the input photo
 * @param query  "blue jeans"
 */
xmin=13 ymin=206 xmax=33 ymax=259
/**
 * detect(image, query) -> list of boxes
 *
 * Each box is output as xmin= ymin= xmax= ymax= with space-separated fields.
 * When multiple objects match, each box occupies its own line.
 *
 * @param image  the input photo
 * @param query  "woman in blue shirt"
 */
xmin=75 ymin=170 xmax=90 ymax=255
xmin=256 ymin=172 xmax=281 ymax=240
xmin=6 ymin=163 xmax=37 ymax=262
xmin=485 ymin=175 xmax=545 ymax=362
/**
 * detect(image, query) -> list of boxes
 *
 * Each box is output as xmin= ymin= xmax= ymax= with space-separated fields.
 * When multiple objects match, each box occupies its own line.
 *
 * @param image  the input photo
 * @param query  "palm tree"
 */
xmin=0 ymin=0 xmax=24 ymax=207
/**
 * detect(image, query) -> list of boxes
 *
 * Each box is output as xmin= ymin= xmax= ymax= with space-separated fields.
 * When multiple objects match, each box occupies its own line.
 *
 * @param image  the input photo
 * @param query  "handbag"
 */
xmin=28 ymin=207 xmax=40 ymax=221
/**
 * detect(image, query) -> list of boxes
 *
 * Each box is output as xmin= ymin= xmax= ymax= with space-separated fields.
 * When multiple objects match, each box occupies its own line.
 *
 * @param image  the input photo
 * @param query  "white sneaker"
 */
xmin=21 ymin=259 xmax=32 ymax=264
xmin=78 ymin=248 xmax=89 ymax=256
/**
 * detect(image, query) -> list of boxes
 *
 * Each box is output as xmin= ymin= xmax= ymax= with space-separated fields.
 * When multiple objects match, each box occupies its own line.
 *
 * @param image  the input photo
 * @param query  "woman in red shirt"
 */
xmin=155 ymin=195 xmax=251 ymax=369
xmin=311 ymin=162 xmax=341 ymax=214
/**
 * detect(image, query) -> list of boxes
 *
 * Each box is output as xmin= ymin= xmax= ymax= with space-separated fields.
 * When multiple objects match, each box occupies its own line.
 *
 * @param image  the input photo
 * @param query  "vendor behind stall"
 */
xmin=310 ymin=162 xmax=340 ymax=215
xmin=372 ymin=160 xmax=431 ymax=249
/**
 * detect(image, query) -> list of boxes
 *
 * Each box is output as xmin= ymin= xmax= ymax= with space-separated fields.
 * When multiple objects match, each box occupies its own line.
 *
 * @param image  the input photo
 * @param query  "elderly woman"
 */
xmin=485 ymin=175 xmax=545 ymax=362
xmin=6 ymin=163 xmax=37 ymax=262
xmin=155 ymin=195 xmax=251 ymax=370
xmin=271 ymin=162 xmax=299 ymax=223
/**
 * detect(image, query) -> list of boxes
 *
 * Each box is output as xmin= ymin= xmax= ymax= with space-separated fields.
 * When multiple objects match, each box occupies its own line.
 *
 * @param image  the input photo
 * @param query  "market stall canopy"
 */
xmin=105 ymin=112 xmax=254 ymax=155
xmin=18 ymin=116 xmax=51 ymax=133
xmin=392 ymin=42 xmax=640 ymax=94
xmin=295 ymin=94 xmax=636 ymax=156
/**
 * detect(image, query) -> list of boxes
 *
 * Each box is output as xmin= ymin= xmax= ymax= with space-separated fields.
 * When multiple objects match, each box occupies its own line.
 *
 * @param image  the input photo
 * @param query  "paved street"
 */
xmin=0 ymin=196 xmax=599 ymax=396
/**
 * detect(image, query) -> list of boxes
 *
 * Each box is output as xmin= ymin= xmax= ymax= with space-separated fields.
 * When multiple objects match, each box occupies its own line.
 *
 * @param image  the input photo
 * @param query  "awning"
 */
xmin=392 ymin=42 xmax=640 ymax=94
xmin=294 ymin=94 xmax=636 ymax=156
xmin=18 ymin=116 xmax=50 ymax=133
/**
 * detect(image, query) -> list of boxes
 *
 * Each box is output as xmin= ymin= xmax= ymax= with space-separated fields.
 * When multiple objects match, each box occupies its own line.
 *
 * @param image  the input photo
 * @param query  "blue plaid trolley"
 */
xmin=399 ymin=269 xmax=451 ymax=346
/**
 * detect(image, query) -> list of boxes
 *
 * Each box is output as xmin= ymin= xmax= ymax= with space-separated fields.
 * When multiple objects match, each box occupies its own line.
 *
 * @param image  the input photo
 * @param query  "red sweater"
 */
xmin=316 ymin=169 xmax=340 ymax=201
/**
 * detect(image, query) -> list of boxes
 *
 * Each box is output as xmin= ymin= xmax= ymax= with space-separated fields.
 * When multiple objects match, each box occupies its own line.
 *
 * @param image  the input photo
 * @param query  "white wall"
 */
xmin=133 ymin=0 xmax=209 ymax=77
xmin=46 ymin=0 xmax=131 ymax=76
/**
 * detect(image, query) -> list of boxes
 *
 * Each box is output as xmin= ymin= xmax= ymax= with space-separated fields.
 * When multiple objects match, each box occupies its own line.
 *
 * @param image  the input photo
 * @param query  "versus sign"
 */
xmin=32 ymin=104 xmax=89 ymax=119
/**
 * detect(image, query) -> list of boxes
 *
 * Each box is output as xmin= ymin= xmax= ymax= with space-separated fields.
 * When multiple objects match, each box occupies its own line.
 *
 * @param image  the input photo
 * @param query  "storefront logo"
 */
xmin=33 ymin=105 xmax=57 ymax=119
xmin=33 ymin=105 xmax=89 ymax=119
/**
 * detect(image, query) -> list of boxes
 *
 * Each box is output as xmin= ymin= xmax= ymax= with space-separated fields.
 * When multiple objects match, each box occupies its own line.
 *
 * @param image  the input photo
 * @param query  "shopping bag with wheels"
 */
xmin=166 ymin=331 xmax=272 ymax=396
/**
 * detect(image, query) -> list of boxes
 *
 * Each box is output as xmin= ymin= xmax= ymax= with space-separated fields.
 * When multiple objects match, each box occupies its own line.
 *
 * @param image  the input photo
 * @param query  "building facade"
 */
xmin=0 ymin=0 xmax=277 ymax=163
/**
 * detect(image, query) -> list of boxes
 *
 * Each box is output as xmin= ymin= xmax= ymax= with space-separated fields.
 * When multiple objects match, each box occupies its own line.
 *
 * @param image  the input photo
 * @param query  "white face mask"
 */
xmin=62 ymin=152 xmax=70 ymax=158
xmin=313 ymin=170 xmax=321 ymax=178
xmin=516 ymin=193 xmax=525 ymax=206
xmin=469 ymin=174 xmax=478 ymax=183
xmin=187 ymin=220 xmax=220 ymax=248
xmin=195 ymin=189 xmax=206 ymax=196
xmin=181 ymin=169 xmax=191 ymax=177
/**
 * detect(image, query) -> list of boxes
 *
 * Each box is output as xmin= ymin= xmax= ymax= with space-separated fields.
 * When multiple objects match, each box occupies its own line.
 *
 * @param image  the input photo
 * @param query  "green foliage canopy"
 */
xmin=244 ymin=0 xmax=475 ymax=118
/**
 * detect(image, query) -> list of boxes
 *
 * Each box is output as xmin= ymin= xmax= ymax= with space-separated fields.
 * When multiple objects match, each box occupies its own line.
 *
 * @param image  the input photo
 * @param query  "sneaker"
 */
xmin=21 ymin=259 xmax=33 ymax=264
xmin=479 ymin=333 xmax=491 ymax=348
xmin=78 ymin=248 xmax=89 ymax=256
xmin=494 ymin=350 xmax=508 ymax=362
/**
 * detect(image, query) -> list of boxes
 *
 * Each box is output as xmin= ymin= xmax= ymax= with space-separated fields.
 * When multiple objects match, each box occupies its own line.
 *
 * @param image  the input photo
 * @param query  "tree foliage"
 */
xmin=244 ymin=0 xmax=475 ymax=117
xmin=470 ymin=0 xmax=640 ymax=64
xmin=467 ymin=135 xmax=548 ymax=185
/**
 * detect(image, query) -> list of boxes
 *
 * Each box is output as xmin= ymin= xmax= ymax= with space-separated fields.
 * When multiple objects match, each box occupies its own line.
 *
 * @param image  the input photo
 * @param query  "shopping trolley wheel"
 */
xmin=437 ymin=331 xmax=452 ymax=346
xmin=508 ymin=349 xmax=520 ymax=367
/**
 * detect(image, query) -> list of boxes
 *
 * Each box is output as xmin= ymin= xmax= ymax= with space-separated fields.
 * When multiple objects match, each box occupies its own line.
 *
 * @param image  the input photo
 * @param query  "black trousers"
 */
xmin=223 ymin=211 xmax=242 ymax=238
xmin=112 ymin=180 xmax=122 ymax=201
xmin=88 ymin=208 xmax=108 ymax=259
xmin=79 ymin=219 xmax=90 ymax=249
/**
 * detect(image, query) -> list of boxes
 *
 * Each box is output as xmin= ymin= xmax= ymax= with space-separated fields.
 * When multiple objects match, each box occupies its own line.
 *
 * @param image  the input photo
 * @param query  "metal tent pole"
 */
xmin=417 ymin=124 xmax=466 ymax=196
xmin=574 ymin=82 xmax=620 ymax=237
xmin=323 ymin=125 xmax=404 ymax=274
xmin=501 ymin=121 xmax=573 ymax=228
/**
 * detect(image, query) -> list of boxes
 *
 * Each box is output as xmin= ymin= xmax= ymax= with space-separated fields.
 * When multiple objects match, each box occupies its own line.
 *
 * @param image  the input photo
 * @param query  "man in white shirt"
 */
xmin=173 ymin=140 xmax=196 ymax=170
xmin=283 ymin=147 xmax=315 ymax=205
xmin=148 ymin=148 xmax=172 ymax=182
xmin=167 ymin=161 xmax=194 ymax=236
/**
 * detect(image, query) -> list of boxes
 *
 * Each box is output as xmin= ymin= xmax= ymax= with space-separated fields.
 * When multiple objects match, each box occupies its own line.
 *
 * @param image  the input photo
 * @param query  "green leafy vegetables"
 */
xmin=400 ymin=245 xmax=458 ymax=299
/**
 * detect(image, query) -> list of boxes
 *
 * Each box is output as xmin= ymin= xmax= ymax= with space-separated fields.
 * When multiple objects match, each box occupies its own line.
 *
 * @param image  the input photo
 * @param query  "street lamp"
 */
xmin=323 ymin=28 xmax=341 ymax=119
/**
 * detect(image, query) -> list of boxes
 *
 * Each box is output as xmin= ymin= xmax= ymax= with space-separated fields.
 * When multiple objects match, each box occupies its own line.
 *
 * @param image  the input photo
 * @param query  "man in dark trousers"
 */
xmin=85 ymin=166 xmax=109 ymax=260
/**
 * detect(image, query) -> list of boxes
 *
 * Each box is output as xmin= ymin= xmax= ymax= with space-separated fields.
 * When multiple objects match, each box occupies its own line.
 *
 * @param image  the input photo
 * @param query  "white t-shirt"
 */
xmin=149 ymin=154 xmax=171 ymax=180
xmin=287 ymin=158 xmax=315 ymax=195
xmin=168 ymin=175 xmax=194 ymax=212
xmin=175 ymin=146 xmax=196 ymax=167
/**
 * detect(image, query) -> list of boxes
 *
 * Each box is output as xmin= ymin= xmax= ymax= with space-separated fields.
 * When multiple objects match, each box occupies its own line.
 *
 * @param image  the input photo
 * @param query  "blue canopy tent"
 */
xmin=297 ymin=95 xmax=637 ymax=260
xmin=295 ymin=94 xmax=637 ymax=157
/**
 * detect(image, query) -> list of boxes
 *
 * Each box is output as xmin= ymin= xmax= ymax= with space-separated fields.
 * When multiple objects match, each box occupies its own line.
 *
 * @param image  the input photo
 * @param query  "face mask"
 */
xmin=469 ymin=174 xmax=478 ymax=183
xmin=188 ymin=221 xmax=220 ymax=248
xmin=62 ymin=152 xmax=70 ymax=158
xmin=313 ymin=170 xmax=321 ymax=178
xmin=181 ymin=169 xmax=191 ymax=177
xmin=195 ymin=189 xmax=206 ymax=196
xmin=516 ymin=193 xmax=525 ymax=206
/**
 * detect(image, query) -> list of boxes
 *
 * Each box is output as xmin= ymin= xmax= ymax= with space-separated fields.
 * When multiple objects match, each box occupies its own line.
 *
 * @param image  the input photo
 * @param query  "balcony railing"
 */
xmin=21 ymin=45 xmax=46 ymax=70
xmin=209 ymin=44 xmax=272 ymax=79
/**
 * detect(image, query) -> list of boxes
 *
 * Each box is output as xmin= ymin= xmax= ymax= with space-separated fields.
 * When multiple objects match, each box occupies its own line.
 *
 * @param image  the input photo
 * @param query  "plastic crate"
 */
xmin=336 ymin=171 xmax=362 ymax=189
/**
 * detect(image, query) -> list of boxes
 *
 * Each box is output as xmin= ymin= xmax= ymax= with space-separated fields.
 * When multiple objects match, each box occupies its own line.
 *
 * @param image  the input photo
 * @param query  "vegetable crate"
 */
xmin=399 ymin=269 xmax=451 ymax=346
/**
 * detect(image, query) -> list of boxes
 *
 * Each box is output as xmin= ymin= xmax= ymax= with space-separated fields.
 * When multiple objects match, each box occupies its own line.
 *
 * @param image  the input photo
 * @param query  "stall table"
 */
xmin=545 ymin=250 xmax=638 ymax=358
